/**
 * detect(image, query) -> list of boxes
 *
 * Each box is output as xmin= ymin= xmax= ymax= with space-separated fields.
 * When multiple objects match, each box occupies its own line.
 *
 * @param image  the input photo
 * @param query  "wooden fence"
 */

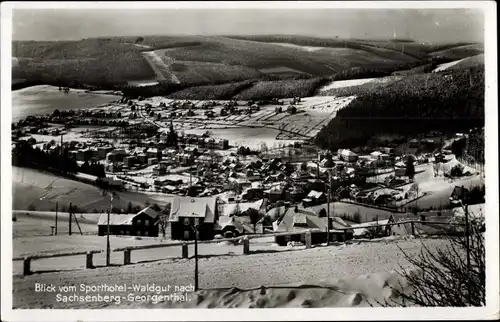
xmin=13 ymin=220 xmax=465 ymax=276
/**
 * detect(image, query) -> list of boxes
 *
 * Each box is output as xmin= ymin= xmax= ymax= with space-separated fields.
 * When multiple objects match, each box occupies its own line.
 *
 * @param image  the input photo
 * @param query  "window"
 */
xmin=183 ymin=218 xmax=190 ymax=226
xmin=125 ymin=230 xmax=130 ymax=235
xmin=145 ymin=231 xmax=149 ymax=236
xmin=145 ymin=219 xmax=150 ymax=226
xmin=138 ymin=231 xmax=142 ymax=236
xmin=137 ymin=219 xmax=142 ymax=225
xmin=120 ymin=230 xmax=124 ymax=235
xmin=194 ymin=218 xmax=199 ymax=226
xmin=184 ymin=230 xmax=190 ymax=239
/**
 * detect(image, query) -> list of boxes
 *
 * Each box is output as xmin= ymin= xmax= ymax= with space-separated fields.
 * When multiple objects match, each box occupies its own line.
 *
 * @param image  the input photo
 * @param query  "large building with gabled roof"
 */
xmin=168 ymin=196 xmax=219 ymax=240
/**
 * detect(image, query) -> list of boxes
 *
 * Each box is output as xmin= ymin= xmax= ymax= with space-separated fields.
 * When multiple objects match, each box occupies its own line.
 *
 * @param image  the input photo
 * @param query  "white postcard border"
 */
xmin=1 ymin=1 xmax=498 ymax=321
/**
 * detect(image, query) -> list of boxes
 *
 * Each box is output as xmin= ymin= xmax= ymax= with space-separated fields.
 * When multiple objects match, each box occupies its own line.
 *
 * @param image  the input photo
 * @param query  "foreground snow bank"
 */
xmin=124 ymin=269 xmax=421 ymax=308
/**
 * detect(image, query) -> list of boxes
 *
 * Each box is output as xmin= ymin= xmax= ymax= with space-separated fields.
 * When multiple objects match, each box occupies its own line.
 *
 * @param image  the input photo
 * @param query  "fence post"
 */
xmin=344 ymin=229 xmax=348 ymax=242
xmin=124 ymin=248 xmax=131 ymax=265
xmin=182 ymin=243 xmax=189 ymax=258
xmin=23 ymin=257 xmax=31 ymax=276
xmin=243 ymin=236 xmax=250 ymax=254
xmin=411 ymin=221 xmax=415 ymax=235
xmin=86 ymin=252 xmax=94 ymax=269
xmin=305 ymin=230 xmax=312 ymax=249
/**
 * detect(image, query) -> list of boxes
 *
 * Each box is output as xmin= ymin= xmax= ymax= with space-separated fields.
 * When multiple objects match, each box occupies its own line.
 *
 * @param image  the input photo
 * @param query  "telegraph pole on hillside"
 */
xmin=69 ymin=202 xmax=72 ymax=235
xmin=106 ymin=192 xmax=114 ymax=266
xmin=327 ymin=176 xmax=331 ymax=245
xmin=55 ymin=202 xmax=58 ymax=235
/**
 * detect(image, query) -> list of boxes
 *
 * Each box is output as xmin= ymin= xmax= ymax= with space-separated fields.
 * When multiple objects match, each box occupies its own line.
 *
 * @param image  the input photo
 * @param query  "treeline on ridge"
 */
xmin=121 ymin=77 xmax=329 ymax=101
xmin=13 ymin=39 xmax=155 ymax=87
xmin=326 ymin=56 xmax=456 ymax=83
xmin=315 ymin=67 xmax=485 ymax=150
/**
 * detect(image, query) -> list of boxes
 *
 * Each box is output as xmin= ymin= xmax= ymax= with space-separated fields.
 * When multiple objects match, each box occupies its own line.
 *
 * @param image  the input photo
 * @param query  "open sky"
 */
xmin=13 ymin=8 xmax=484 ymax=44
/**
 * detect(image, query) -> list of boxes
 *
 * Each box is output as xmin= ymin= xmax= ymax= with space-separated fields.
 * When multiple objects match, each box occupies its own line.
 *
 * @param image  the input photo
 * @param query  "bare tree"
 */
xmin=260 ymin=142 xmax=268 ymax=153
xmin=158 ymin=203 xmax=171 ymax=237
xmin=247 ymin=208 xmax=261 ymax=234
xmin=373 ymin=216 xmax=485 ymax=307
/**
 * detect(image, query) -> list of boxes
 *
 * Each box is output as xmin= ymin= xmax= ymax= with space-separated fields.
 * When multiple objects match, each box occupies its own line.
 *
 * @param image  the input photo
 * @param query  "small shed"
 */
xmin=302 ymin=190 xmax=326 ymax=207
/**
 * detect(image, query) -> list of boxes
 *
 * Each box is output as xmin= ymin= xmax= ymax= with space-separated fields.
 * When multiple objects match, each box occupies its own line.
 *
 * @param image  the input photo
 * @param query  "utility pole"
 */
xmin=55 ymin=202 xmax=58 ymax=235
xmin=194 ymin=225 xmax=199 ymax=291
xmin=106 ymin=193 xmax=113 ymax=266
xmin=190 ymin=221 xmax=199 ymax=291
xmin=326 ymin=170 xmax=331 ymax=246
xmin=69 ymin=202 xmax=72 ymax=235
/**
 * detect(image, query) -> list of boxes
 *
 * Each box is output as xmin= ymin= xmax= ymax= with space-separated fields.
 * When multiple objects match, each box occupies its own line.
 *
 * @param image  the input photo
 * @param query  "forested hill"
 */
xmin=315 ymin=67 xmax=485 ymax=150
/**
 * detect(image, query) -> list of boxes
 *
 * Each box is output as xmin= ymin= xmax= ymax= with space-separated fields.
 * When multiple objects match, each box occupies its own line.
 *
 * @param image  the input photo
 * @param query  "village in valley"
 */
xmin=12 ymin=88 xmax=484 ymax=245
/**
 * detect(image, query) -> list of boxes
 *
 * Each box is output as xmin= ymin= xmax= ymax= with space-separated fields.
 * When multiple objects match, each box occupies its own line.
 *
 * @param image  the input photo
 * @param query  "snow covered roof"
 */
xmin=97 ymin=206 xmax=159 ymax=226
xmin=222 ymin=199 xmax=264 ymax=216
xmin=338 ymin=149 xmax=357 ymax=156
xmin=320 ymin=158 xmax=335 ymax=168
xmin=218 ymin=215 xmax=233 ymax=228
xmin=273 ymin=207 xmax=350 ymax=233
xmin=251 ymin=182 xmax=264 ymax=189
xmin=168 ymin=197 xmax=217 ymax=223
xmin=137 ymin=206 xmax=159 ymax=219
xmin=98 ymin=214 xmax=137 ymax=226
xmin=307 ymin=190 xmax=324 ymax=199
xmin=345 ymin=167 xmax=356 ymax=175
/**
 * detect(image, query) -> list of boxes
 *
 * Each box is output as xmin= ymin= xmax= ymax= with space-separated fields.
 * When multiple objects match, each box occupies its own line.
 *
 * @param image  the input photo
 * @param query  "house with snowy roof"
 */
xmin=168 ymin=197 xmax=218 ymax=240
xmin=337 ymin=149 xmax=358 ymax=162
xmin=302 ymin=190 xmax=326 ymax=207
xmin=221 ymin=199 xmax=266 ymax=217
xmin=97 ymin=206 xmax=159 ymax=237
xmin=272 ymin=206 xmax=353 ymax=245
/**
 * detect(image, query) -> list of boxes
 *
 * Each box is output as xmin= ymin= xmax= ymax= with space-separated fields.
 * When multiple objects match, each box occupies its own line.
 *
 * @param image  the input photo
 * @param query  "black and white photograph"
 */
xmin=1 ymin=1 xmax=498 ymax=321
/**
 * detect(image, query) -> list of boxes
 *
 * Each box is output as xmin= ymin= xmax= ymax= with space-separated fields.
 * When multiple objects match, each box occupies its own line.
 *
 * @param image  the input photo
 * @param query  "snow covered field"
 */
xmin=366 ymin=156 xmax=484 ymax=209
xmin=184 ymin=127 xmax=296 ymax=150
xmin=318 ymin=76 xmax=398 ymax=92
xmin=12 ymin=237 xmax=449 ymax=308
xmin=433 ymin=58 xmax=468 ymax=72
xmin=12 ymin=211 xmax=100 ymax=238
xmin=12 ymin=85 xmax=117 ymax=122
xmin=319 ymin=78 xmax=376 ymax=92
xmin=12 ymin=167 xmax=172 ymax=212
xmin=268 ymin=42 xmax=330 ymax=52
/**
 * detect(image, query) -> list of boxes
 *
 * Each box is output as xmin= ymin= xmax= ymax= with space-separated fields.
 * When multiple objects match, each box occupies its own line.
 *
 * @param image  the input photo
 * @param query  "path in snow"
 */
xmin=141 ymin=51 xmax=180 ymax=84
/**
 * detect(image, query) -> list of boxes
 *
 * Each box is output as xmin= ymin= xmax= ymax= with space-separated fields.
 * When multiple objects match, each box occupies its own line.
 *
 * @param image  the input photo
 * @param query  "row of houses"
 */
xmin=97 ymin=197 xmax=354 ymax=246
